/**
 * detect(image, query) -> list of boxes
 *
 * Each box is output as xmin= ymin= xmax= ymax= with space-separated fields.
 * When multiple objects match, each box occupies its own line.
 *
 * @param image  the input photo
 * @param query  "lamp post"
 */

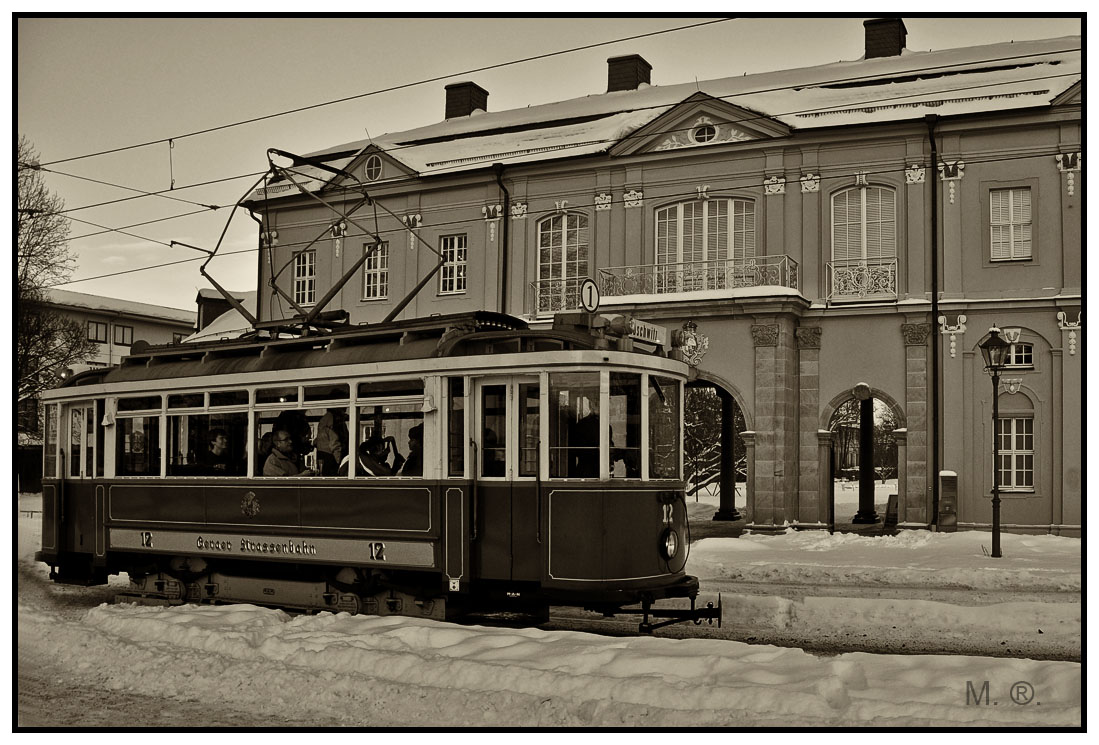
xmin=979 ymin=326 xmax=1010 ymax=558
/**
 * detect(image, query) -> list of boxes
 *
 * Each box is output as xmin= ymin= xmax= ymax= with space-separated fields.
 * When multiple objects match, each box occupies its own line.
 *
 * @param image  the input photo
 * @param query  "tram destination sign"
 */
xmin=628 ymin=318 xmax=668 ymax=346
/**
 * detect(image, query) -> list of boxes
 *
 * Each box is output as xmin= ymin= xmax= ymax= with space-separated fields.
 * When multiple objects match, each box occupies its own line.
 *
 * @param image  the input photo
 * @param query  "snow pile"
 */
xmin=71 ymin=603 xmax=1078 ymax=726
xmin=689 ymin=529 xmax=1080 ymax=592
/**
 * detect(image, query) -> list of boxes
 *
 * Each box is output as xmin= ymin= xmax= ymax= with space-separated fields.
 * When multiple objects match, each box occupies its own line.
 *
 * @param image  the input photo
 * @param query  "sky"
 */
xmin=16 ymin=15 xmax=1083 ymax=312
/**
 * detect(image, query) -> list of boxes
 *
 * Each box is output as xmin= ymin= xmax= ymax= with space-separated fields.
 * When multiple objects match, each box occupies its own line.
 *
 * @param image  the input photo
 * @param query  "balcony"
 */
xmin=826 ymin=257 xmax=898 ymax=302
xmin=526 ymin=256 xmax=800 ymax=317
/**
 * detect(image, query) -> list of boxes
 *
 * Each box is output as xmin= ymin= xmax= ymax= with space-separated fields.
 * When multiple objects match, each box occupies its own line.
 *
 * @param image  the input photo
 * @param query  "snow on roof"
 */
xmin=43 ymin=288 xmax=195 ymax=325
xmin=182 ymin=290 xmax=257 ymax=343
xmin=294 ymin=36 xmax=1078 ymax=184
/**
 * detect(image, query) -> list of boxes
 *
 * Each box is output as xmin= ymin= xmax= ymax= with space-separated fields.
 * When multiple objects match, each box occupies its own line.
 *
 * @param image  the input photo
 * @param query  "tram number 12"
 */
xmin=368 ymin=542 xmax=386 ymax=562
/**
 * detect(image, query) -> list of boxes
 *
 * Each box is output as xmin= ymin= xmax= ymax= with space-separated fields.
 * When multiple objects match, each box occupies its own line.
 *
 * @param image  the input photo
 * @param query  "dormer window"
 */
xmin=364 ymin=155 xmax=383 ymax=182
xmin=690 ymin=124 xmax=717 ymax=144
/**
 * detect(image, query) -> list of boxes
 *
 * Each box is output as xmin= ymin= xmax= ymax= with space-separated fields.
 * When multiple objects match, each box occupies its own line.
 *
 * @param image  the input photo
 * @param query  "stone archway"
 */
xmin=821 ymin=385 xmax=907 ymax=528
xmin=685 ymin=372 xmax=750 ymax=522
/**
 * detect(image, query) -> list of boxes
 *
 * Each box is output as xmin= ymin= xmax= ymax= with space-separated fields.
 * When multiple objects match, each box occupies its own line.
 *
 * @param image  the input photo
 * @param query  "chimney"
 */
xmin=863 ymin=18 xmax=907 ymax=59
xmin=607 ymin=54 xmax=652 ymax=92
xmin=444 ymin=81 xmax=489 ymax=119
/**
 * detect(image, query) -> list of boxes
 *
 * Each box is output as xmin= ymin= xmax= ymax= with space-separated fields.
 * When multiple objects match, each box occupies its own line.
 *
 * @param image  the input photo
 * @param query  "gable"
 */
xmin=609 ymin=92 xmax=790 ymax=157
xmin=1051 ymin=80 xmax=1081 ymax=106
xmin=329 ymin=145 xmax=418 ymax=191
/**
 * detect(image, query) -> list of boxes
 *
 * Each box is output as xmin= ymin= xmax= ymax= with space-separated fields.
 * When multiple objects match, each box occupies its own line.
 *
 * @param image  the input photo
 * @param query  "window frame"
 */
xmin=830 ymin=184 xmax=897 ymax=263
xmin=981 ymin=178 xmax=1040 ymax=268
xmin=87 ymin=320 xmax=108 ymax=343
xmin=536 ymin=212 xmax=590 ymax=314
xmin=362 ymin=241 xmax=390 ymax=301
xmin=113 ymin=324 xmax=133 ymax=346
xmin=293 ymin=249 xmax=317 ymax=306
xmin=989 ymin=186 xmax=1033 ymax=262
xmin=1005 ymin=342 xmax=1034 ymax=369
xmin=655 ymin=197 xmax=756 ymax=266
xmin=439 ymin=234 xmax=468 ymax=295
xmin=996 ymin=415 xmax=1035 ymax=492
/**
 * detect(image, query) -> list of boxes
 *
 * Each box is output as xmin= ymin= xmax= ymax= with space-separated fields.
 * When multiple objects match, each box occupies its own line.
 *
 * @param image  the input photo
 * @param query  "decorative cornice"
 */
xmin=1003 ymin=378 xmax=1023 ymax=395
xmin=1056 ymin=152 xmax=1081 ymax=197
xmin=854 ymin=171 xmax=868 ymax=187
xmin=795 ymin=326 xmax=822 ymax=349
xmin=696 ymin=185 xmax=710 ymax=200
xmin=901 ymin=323 xmax=931 ymax=346
xmin=750 ymin=324 xmax=780 ymax=347
xmin=763 ymin=176 xmax=786 ymax=196
xmin=1057 ymin=311 xmax=1082 ymax=356
xmin=938 ymin=160 xmax=964 ymax=204
xmin=937 ymin=314 xmax=966 ymax=358
xmin=800 ymin=173 xmax=819 ymax=193
xmin=554 ymin=200 xmax=569 ymax=213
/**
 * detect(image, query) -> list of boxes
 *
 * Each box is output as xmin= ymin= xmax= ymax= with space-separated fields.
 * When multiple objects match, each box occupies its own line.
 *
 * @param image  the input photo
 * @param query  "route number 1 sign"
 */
xmin=579 ymin=278 xmax=600 ymax=312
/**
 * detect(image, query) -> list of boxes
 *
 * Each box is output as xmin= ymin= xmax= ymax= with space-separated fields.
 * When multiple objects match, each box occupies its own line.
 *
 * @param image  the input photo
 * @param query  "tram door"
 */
xmin=56 ymin=401 xmax=99 ymax=557
xmin=473 ymin=377 xmax=541 ymax=582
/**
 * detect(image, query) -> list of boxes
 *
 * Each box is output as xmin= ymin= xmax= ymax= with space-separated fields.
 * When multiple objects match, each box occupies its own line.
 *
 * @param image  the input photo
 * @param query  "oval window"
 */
xmin=691 ymin=124 xmax=717 ymax=144
xmin=364 ymin=154 xmax=383 ymax=181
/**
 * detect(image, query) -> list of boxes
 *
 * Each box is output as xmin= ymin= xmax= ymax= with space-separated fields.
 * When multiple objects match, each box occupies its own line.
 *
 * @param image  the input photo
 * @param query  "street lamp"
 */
xmin=979 ymin=325 xmax=1010 ymax=558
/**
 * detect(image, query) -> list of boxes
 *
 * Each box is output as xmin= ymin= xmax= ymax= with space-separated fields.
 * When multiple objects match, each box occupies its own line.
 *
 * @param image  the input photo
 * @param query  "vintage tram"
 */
xmin=36 ymin=311 xmax=718 ymax=630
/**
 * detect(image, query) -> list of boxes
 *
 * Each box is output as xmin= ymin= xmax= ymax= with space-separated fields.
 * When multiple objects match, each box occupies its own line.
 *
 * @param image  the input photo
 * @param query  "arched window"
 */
xmin=536 ymin=213 xmax=589 ymax=314
xmin=831 ymin=185 xmax=896 ymax=261
xmin=655 ymin=198 xmax=754 ymax=292
xmin=829 ymin=185 xmax=897 ymax=300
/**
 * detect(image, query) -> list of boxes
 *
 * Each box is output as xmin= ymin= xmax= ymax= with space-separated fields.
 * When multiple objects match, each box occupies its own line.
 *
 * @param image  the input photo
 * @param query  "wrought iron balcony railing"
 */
xmin=598 ymin=255 xmax=799 ymax=298
xmin=526 ymin=277 xmax=587 ymax=317
xmin=826 ymin=257 xmax=898 ymax=302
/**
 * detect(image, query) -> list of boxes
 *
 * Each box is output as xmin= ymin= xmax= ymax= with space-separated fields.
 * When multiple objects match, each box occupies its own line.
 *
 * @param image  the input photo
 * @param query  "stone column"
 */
xmin=747 ymin=320 xmax=797 ymax=531
xmin=892 ymin=428 xmax=909 ymax=527
xmin=901 ymin=323 xmax=931 ymax=525
xmin=713 ymin=389 xmax=742 ymax=521
xmin=740 ymin=431 xmax=756 ymax=525
xmin=797 ymin=327 xmax=825 ymax=527
xmin=816 ymin=430 xmax=837 ymax=530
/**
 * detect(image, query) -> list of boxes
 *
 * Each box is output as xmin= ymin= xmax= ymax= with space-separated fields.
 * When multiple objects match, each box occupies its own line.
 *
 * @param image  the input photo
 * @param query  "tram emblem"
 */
xmin=241 ymin=491 xmax=260 ymax=519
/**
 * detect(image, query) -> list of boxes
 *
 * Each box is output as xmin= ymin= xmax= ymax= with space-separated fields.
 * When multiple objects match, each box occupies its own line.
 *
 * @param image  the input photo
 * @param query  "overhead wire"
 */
xmin=49 ymin=145 xmax=1072 ymax=289
xmin=36 ymin=18 xmax=735 ymax=168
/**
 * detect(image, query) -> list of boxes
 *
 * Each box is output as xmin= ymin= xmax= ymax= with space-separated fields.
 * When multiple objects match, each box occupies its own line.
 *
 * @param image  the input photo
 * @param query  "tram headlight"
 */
xmin=659 ymin=528 xmax=679 ymax=561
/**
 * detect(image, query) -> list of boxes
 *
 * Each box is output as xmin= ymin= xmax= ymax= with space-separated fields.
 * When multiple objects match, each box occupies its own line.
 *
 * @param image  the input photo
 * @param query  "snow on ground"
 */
xmin=17 ymin=496 xmax=1081 ymax=726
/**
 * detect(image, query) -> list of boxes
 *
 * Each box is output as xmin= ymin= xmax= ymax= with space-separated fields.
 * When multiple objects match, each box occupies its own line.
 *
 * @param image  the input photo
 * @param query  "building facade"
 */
xmin=245 ymin=20 xmax=1081 ymax=534
xmin=18 ymin=289 xmax=196 ymax=492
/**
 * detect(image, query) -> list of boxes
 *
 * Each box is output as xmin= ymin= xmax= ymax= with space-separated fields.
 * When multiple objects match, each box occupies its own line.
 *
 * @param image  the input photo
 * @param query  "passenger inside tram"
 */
xmin=262 ymin=428 xmax=317 ymax=477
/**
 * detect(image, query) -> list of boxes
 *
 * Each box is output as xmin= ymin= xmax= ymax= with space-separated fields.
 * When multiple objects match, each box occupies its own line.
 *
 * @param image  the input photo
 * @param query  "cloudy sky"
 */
xmin=17 ymin=15 xmax=1082 ymax=311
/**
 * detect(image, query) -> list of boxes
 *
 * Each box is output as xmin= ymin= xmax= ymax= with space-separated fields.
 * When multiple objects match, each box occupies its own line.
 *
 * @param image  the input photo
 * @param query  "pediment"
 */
xmin=610 ymin=92 xmax=790 ymax=157
xmin=1051 ymin=80 xmax=1081 ymax=106
xmin=328 ymin=145 xmax=417 ymax=191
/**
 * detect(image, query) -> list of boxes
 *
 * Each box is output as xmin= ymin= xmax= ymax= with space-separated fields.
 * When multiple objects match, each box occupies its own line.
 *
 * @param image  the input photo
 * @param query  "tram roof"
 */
xmin=56 ymin=311 xmax=657 ymax=390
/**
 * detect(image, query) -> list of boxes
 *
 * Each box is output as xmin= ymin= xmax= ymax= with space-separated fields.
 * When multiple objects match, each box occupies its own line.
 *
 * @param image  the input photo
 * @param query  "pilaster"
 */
xmin=901 ymin=323 xmax=931 ymax=524
xmin=747 ymin=317 xmax=798 ymax=529
xmin=797 ymin=327 xmax=824 ymax=524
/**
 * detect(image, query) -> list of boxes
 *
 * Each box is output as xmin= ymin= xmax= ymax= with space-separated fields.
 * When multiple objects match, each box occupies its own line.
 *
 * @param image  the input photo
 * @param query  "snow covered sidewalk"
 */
xmin=687 ymin=529 xmax=1080 ymax=660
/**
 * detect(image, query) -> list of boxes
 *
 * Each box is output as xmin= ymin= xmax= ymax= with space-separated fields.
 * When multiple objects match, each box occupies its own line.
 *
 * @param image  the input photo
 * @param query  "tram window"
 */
xmin=169 ymin=412 xmax=248 ymax=476
xmin=518 ymin=383 xmax=540 ymax=477
xmin=609 ymin=372 xmax=642 ymax=479
xmin=354 ymin=402 xmax=422 ymax=477
xmin=116 ymin=416 xmax=161 ymax=477
xmin=69 ymin=408 xmax=83 ymax=478
xmin=44 ymin=404 xmax=57 ymax=478
xmin=168 ymin=393 xmax=205 ymax=409
xmin=549 ymin=372 xmax=600 ymax=478
xmin=118 ymin=395 xmax=161 ymax=412
xmin=256 ymin=387 xmax=298 ymax=405
xmin=312 ymin=406 xmax=349 ymax=476
xmin=304 ymin=384 xmax=349 ymax=403
xmin=649 ymin=376 xmax=680 ymax=480
xmin=85 ymin=403 xmax=95 ymax=478
xmin=357 ymin=380 xmax=424 ymax=398
xmin=254 ymin=409 xmax=316 ymax=476
xmin=210 ymin=390 xmax=249 ymax=408
xmin=447 ymin=378 xmax=465 ymax=477
xmin=481 ymin=385 xmax=507 ymax=477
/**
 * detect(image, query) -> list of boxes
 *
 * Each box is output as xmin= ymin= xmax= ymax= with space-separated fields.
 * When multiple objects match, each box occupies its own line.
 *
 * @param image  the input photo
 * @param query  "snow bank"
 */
xmin=689 ymin=530 xmax=1080 ymax=592
xmin=78 ymin=604 xmax=1079 ymax=726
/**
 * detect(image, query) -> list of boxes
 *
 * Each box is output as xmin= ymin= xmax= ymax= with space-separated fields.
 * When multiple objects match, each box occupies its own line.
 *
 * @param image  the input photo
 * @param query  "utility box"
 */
xmin=939 ymin=471 xmax=958 ymax=532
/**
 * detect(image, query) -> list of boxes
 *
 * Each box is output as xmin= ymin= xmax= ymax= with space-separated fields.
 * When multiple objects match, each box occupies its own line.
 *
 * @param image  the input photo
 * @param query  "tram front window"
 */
xmin=649 ymin=375 xmax=681 ymax=480
xmin=481 ymin=385 xmax=507 ymax=477
xmin=609 ymin=372 xmax=641 ymax=479
xmin=549 ymin=372 xmax=599 ymax=478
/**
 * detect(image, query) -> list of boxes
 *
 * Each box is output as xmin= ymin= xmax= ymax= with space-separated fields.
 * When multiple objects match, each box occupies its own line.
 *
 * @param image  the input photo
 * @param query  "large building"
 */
xmin=242 ymin=19 xmax=1081 ymax=535
xmin=17 ymin=289 xmax=196 ymax=491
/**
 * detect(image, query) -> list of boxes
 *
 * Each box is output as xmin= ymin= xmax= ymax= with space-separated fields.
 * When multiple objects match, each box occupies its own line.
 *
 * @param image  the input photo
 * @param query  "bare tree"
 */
xmin=17 ymin=136 xmax=96 ymax=414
